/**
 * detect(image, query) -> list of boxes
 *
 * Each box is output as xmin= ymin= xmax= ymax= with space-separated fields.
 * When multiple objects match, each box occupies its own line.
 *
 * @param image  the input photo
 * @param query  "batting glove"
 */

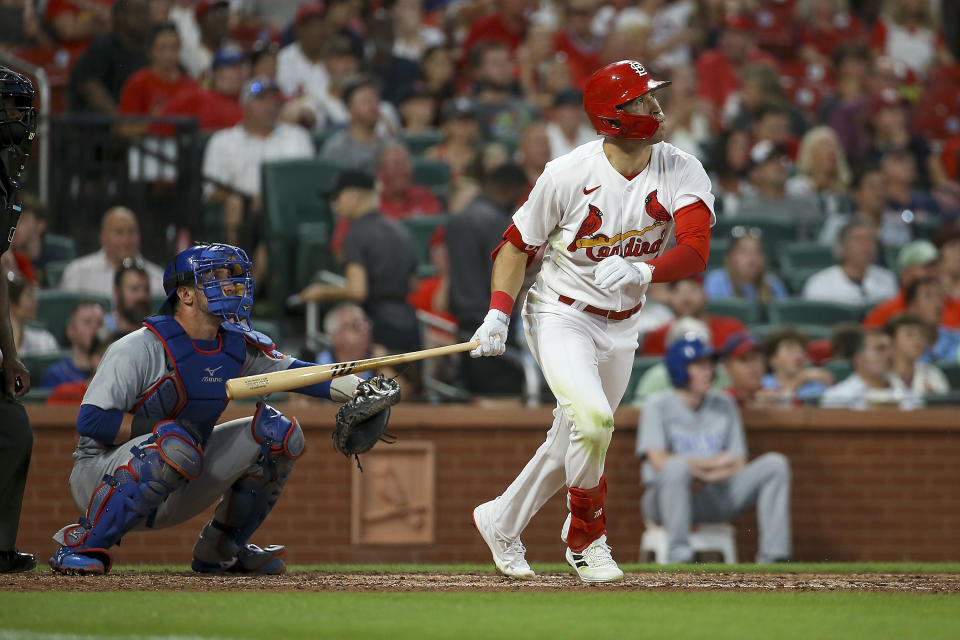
xmin=470 ymin=309 xmax=509 ymax=358
xmin=594 ymin=256 xmax=654 ymax=292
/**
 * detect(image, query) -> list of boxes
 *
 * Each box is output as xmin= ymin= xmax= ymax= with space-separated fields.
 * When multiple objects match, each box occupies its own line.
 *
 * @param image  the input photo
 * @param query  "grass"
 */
xmin=111 ymin=562 xmax=960 ymax=574
xmin=1 ymin=591 xmax=958 ymax=640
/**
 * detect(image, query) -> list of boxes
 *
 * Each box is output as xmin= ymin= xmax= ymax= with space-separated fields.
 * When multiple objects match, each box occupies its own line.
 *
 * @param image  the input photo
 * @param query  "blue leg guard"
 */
xmin=192 ymin=403 xmax=302 ymax=575
xmin=50 ymin=421 xmax=203 ymax=575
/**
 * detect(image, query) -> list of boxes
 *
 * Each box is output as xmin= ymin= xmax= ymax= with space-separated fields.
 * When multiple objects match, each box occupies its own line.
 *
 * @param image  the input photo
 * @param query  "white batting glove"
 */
xmin=469 ymin=309 xmax=509 ymax=358
xmin=593 ymin=256 xmax=654 ymax=292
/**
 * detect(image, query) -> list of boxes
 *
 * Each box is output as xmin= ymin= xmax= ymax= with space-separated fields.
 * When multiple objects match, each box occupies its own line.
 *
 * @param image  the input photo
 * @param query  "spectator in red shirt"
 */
xmin=798 ymin=0 xmax=866 ymax=64
xmin=408 ymin=226 xmax=456 ymax=327
xmin=47 ymin=0 xmax=113 ymax=55
xmin=551 ymin=0 xmax=601 ymax=89
xmin=377 ymin=143 xmax=444 ymax=221
xmin=935 ymin=226 xmax=960 ymax=327
xmin=118 ymin=23 xmax=198 ymax=117
xmin=158 ymin=45 xmax=246 ymax=132
xmin=641 ymin=277 xmax=746 ymax=356
xmin=460 ymin=0 xmax=533 ymax=67
xmin=695 ymin=14 xmax=775 ymax=114
xmin=863 ymin=240 xmax=944 ymax=329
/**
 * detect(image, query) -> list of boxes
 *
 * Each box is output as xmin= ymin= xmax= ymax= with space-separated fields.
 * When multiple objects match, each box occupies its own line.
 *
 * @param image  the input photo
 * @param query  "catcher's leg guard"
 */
xmin=192 ymin=404 xmax=302 ymax=574
xmin=50 ymin=421 xmax=203 ymax=575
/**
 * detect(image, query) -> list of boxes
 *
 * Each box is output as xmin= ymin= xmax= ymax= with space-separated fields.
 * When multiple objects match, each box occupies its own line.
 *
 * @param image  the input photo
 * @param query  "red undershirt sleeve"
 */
xmin=491 ymin=223 xmax=542 ymax=267
xmin=646 ymin=201 xmax=711 ymax=283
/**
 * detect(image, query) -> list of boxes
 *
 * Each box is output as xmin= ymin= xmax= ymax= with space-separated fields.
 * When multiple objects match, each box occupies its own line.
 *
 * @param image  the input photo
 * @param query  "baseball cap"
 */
xmin=213 ymin=44 xmax=246 ymax=69
xmin=324 ymin=169 xmax=375 ymax=200
xmin=195 ymin=0 xmax=229 ymax=21
xmin=896 ymin=239 xmax=939 ymax=270
xmin=552 ymin=89 xmax=583 ymax=108
xmin=241 ymin=77 xmax=280 ymax=103
xmin=720 ymin=332 xmax=762 ymax=359
xmin=295 ymin=2 xmax=325 ymax=23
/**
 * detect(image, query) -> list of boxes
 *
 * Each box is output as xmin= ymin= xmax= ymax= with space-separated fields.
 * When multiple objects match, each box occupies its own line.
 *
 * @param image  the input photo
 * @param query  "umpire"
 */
xmin=0 ymin=65 xmax=38 ymax=573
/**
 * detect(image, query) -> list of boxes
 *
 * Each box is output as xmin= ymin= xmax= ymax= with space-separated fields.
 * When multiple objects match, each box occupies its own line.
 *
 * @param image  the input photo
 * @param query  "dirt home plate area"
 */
xmin=5 ymin=571 xmax=960 ymax=594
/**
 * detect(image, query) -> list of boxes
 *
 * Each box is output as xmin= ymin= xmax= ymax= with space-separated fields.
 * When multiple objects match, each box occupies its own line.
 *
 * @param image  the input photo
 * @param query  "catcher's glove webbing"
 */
xmin=332 ymin=375 xmax=401 ymax=469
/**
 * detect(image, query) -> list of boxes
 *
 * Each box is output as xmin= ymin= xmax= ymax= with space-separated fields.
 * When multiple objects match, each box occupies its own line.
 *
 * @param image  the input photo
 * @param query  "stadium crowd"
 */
xmin=2 ymin=0 xmax=960 ymax=408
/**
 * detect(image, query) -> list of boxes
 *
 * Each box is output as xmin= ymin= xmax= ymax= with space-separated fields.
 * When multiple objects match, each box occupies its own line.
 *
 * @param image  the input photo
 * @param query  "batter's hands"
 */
xmin=469 ymin=310 xmax=509 ymax=358
xmin=593 ymin=256 xmax=654 ymax=292
xmin=2 ymin=357 xmax=30 ymax=397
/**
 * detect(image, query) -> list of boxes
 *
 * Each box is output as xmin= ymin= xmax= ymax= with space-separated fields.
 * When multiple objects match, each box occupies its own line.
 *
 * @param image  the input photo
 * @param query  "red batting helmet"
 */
xmin=583 ymin=60 xmax=671 ymax=140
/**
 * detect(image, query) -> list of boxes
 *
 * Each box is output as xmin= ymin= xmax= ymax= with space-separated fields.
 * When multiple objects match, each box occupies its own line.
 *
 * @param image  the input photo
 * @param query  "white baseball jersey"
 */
xmin=513 ymin=140 xmax=716 ymax=310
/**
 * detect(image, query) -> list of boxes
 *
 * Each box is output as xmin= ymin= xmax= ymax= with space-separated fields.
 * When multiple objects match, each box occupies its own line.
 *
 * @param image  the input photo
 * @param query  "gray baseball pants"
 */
xmin=641 ymin=452 xmax=792 ymax=563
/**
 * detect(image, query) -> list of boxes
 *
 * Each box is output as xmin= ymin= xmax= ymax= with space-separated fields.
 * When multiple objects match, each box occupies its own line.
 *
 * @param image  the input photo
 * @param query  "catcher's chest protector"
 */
xmin=136 ymin=315 xmax=246 ymax=444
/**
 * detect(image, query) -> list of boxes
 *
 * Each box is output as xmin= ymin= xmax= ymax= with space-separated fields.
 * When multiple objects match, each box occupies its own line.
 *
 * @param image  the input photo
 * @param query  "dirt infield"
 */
xmin=4 ymin=571 xmax=959 ymax=594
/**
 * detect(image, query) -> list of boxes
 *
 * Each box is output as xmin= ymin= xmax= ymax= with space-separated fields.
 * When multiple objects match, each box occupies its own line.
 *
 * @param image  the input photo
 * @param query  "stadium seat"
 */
xmin=43 ymin=233 xmax=77 ymax=262
xmin=34 ymin=290 xmax=111 ymax=343
xmin=778 ymin=242 xmax=835 ymax=270
xmin=624 ymin=356 xmax=662 ymax=401
xmin=411 ymin=158 xmax=451 ymax=202
xmin=150 ymin=293 xmax=168 ymax=314
xmin=748 ymin=323 xmax=833 ymax=341
xmin=706 ymin=298 xmax=764 ymax=324
xmin=823 ymin=359 xmax=853 ymax=382
xmin=767 ymin=299 xmax=864 ymax=327
xmin=402 ymin=131 xmax=443 ymax=156
xmin=937 ymin=362 xmax=960 ymax=390
xmin=402 ymin=216 xmax=448 ymax=265
xmin=707 ymin=238 xmax=729 ymax=269
xmin=781 ymin=267 xmax=823 ymax=296
xmin=250 ymin=317 xmax=283 ymax=346
xmin=640 ymin=521 xmax=738 ymax=564
xmin=42 ymin=260 xmax=70 ymax=288
xmin=711 ymin=216 xmax=800 ymax=263
xmin=21 ymin=350 xmax=72 ymax=386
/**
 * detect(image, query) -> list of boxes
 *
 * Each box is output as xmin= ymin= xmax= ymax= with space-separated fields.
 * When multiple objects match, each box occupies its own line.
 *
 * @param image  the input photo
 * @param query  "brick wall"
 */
xmin=15 ymin=404 xmax=960 ymax=565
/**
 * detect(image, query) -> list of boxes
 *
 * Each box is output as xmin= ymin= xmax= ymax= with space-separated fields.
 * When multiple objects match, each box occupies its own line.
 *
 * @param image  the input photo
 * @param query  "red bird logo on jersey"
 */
xmin=645 ymin=190 xmax=670 ymax=222
xmin=567 ymin=204 xmax=603 ymax=252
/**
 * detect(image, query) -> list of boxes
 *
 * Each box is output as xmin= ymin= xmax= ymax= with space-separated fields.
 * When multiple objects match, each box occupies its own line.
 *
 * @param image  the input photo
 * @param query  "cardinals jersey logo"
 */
xmin=645 ymin=190 xmax=670 ymax=222
xmin=567 ymin=204 xmax=603 ymax=252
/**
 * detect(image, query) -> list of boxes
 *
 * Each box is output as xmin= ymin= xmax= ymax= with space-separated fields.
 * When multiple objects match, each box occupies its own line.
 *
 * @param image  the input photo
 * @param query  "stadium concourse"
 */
xmin=2 ymin=0 xmax=960 ymax=575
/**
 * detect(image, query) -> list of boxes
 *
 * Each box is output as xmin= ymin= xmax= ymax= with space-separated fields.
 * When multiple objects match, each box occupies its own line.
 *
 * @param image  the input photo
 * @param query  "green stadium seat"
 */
xmin=402 ymin=216 xmax=448 ymax=265
xmin=707 ymin=238 xmax=729 ymax=270
xmin=767 ymin=298 xmax=864 ymax=327
xmin=711 ymin=216 xmax=801 ymax=263
xmin=782 ymin=267 xmax=824 ymax=296
xmin=34 ymin=290 xmax=111 ymax=343
xmin=706 ymin=298 xmax=764 ymax=324
xmin=42 ymin=260 xmax=70 ymax=288
xmin=748 ymin=323 xmax=834 ymax=341
xmin=823 ymin=359 xmax=853 ymax=382
xmin=250 ymin=317 xmax=282 ymax=345
xmin=411 ymin=158 xmax=451 ymax=202
xmin=294 ymin=221 xmax=339 ymax=290
xmin=401 ymin=131 xmax=443 ymax=155
xmin=151 ymin=293 xmax=168 ymax=314
xmin=624 ymin=356 xmax=662 ymax=401
xmin=43 ymin=234 xmax=77 ymax=262
xmin=21 ymin=350 xmax=72 ymax=385
xmin=938 ymin=362 xmax=960 ymax=390
xmin=779 ymin=242 xmax=836 ymax=270
xmin=910 ymin=218 xmax=939 ymax=240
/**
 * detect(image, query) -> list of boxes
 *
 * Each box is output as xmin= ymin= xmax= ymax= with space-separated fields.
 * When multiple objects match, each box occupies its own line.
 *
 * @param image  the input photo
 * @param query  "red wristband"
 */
xmin=489 ymin=290 xmax=515 ymax=315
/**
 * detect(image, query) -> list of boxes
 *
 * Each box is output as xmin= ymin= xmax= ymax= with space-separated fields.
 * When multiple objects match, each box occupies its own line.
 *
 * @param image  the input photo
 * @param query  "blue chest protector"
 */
xmin=134 ymin=316 xmax=247 ymax=444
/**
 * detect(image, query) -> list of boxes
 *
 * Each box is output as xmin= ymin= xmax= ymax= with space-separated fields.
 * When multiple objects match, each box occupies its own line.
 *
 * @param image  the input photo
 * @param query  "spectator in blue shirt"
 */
xmin=39 ymin=301 xmax=104 ymax=389
xmin=704 ymin=229 xmax=788 ymax=302
xmin=761 ymin=327 xmax=834 ymax=404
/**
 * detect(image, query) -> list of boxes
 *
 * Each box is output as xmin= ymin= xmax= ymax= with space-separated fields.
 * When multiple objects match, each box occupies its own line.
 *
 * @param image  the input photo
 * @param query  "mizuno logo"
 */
xmin=583 ymin=185 xmax=601 ymax=195
xmin=202 ymin=365 xmax=224 ymax=383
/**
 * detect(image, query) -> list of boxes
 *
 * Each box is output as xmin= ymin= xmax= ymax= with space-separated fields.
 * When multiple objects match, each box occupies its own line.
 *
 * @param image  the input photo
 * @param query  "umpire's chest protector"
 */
xmin=135 ymin=316 xmax=246 ymax=444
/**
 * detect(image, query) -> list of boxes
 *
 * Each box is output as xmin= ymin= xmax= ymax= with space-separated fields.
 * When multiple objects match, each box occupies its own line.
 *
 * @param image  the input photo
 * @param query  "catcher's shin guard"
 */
xmin=50 ymin=421 xmax=203 ymax=574
xmin=192 ymin=405 xmax=301 ymax=574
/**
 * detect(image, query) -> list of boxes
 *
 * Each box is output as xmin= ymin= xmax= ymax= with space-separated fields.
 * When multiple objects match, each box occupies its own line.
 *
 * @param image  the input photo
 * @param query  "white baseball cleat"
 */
xmin=473 ymin=499 xmax=536 ymax=580
xmin=565 ymin=535 xmax=624 ymax=583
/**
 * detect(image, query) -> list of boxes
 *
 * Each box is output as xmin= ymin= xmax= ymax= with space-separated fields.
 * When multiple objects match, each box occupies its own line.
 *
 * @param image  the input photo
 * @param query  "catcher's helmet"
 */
xmin=665 ymin=335 xmax=715 ymax=388
xmin=583 ymin=60 xmax=670 ymax=141
xmin=0 ymin=66 xmax=37 ymax=158
xmin=160 ymin=243 xmax=255 ymax=323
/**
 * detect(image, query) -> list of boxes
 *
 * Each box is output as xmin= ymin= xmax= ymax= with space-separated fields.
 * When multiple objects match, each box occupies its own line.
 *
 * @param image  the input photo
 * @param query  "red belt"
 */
xmin=557 ymin=295 xmax=643 ymax=321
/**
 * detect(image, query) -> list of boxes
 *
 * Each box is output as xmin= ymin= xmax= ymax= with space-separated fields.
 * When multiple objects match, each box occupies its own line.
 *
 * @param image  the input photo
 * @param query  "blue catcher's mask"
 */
xmin=159 ymin=243 xmax=255 ymax=323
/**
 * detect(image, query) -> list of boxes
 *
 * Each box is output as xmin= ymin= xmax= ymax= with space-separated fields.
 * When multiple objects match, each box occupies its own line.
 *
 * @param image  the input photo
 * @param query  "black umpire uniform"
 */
xmin=0 ymin=65 xmax=38 ymax=573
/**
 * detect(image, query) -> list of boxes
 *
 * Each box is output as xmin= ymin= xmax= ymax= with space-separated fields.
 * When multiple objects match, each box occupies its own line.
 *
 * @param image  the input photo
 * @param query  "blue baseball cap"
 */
xmin=213 ymin=44 xmax=246 ymax=69
xmin=241 ymin=77 xmax=280 ymax=103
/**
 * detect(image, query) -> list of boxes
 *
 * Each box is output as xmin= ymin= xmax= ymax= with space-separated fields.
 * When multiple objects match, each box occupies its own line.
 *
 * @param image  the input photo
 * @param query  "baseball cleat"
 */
xmin=192 ymin=544 xmax=287 ymax=575
xmin=565 ymin=535 xmax=624 ymax=583
xmin=473 ymin=499 xmax=535 ymax=580
xmin=48 ymin=547 xmax=108 ymax=575
xmin=0 ymin=549 xmax=36 ymax=573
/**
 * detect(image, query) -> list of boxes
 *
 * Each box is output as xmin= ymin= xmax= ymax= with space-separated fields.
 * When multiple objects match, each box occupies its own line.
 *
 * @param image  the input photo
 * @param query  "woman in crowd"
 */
xmin=6 ymin=273 xmax=59 ymax=357
xmin=704 ymin=230 xmax=788 ymax=303
xmin=787 ymin=126 xmax=853 ymax=218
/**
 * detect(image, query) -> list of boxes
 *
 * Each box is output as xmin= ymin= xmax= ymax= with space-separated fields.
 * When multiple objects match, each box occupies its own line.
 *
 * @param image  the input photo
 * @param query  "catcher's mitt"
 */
xmin=332 ymin=375 xmax=401 ymax=469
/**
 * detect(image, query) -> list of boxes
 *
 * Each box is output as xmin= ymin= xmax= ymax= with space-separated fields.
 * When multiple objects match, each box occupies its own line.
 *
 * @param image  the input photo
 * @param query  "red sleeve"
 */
xmin=491 ymin=222 xmax=542 ymax=267
xmin=118 ymin=73 xmax=145 ymax=115
xmin=645 ymin=201 xmax=711 ymax=283
xmin=870 ymin=20 xmax=887 ymax=51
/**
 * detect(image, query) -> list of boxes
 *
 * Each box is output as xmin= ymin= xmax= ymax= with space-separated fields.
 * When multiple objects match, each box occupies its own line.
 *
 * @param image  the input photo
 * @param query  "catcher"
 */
xmin=49 ymin=242 xmax=400 ymax=575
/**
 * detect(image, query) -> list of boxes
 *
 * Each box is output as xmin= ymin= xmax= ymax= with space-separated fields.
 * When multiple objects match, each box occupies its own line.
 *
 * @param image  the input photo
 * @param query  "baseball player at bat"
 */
xmin=49 ymin=242 xmax=392 ymax=575
xmin=471 ymin=61 xmax=715 ymax=583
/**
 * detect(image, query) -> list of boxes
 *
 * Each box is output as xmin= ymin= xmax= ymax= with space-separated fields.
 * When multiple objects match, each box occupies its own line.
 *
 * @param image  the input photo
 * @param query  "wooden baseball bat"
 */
xmin=226 ymin=339 xmax=482 ymax=399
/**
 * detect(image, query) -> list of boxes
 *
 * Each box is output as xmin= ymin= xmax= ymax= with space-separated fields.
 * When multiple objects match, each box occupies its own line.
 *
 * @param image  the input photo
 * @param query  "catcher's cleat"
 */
xmin=473 ymin=499 xmax=535 ymax=580
xmin=192 ymin=543 xmax=287 ymax=575
xmin=49 ymin=547 xmax=108 ymax=575
xmin=565 ymin=535 xmax=624 ymax=583
xmin=0 ymin=549 xmax=36 ymax=573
